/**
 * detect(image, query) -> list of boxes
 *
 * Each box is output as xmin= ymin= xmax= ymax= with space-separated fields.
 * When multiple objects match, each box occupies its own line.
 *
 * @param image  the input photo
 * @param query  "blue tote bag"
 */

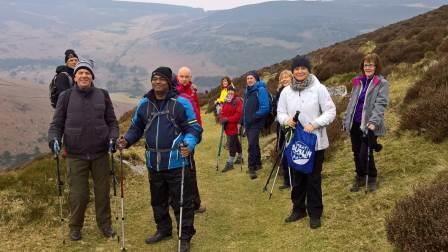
xmin=285 ymin=124 xmax=317 ymax=174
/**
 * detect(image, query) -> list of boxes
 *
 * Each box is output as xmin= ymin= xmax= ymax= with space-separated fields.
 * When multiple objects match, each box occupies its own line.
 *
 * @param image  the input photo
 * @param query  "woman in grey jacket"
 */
xmin=342 ymin=53 xmax=389 ymax=192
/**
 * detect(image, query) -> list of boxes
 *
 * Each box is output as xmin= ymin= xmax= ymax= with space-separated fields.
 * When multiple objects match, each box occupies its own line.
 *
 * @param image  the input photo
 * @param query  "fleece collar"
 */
xmin=352 ymin=75 xmax=381 ymax=87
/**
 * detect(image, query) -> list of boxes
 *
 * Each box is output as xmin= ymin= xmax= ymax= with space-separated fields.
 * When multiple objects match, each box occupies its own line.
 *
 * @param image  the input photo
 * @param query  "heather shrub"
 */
xmin=400 ymin=57 xmax=448 ymax=142
xmin=386 ymin=172 xmax=448 ymax=251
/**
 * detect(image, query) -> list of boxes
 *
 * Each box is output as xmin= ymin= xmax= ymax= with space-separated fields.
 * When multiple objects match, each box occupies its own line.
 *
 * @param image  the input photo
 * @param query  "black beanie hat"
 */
xmin=246 ymin=70 xmax=260 ymax=81
xmin=291 ymin=55 xmax=312 ymax=72
xmin=151 ymin=66 xmax=173 ymax=85
xmin=65 ymin=49 xmax=78 ymax=63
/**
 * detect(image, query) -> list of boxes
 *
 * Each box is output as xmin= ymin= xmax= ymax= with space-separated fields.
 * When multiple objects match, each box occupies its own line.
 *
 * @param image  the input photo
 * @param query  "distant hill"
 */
xmin=0 ymin=79 xmax=135 ymax=170
xmin=0 ymin=0 xmax=444 ymax=93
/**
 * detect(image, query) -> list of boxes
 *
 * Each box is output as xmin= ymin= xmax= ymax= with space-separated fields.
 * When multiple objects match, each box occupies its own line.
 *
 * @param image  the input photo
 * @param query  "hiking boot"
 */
xmin=69 ymin=229 xmax=82 ymax=241
xmin=284 ymin=211 xmax=307 ymax=223
xmin=310 ymin=218 xmax=321 ymax=229
xmin=145 ymin=231 xmax=172 ymax=244
xmin=195 ymin=204 xmax=206 ymax=214
xmin=221 ymin=161 xmax=234 ymax=172
xmin=234 ymin=156 xmax=243 ymax=164
xmin=367 ymin=177 xmax=377 ymax=192
xmin=248 ymin=167 xmax=257 ymax=179
xmin=101 ymin=226 xmax=116 ymax=238
xmin=350 ymin=176 xmax=365 ymax=192
xmin=279 ymin=184 xmax=290 ymax=190
xmin=180 ymin=239 xmax=190 ymax=252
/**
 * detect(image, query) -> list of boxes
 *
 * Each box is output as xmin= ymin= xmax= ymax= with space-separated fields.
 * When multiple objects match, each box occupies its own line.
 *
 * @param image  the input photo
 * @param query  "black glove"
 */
xmin=49 ymin=139 xmax=61 ymax=154
xmin=367 ymin=130 xmax=382 ymax=152
xmin=109 ymin=139 xmax=117 ymax=153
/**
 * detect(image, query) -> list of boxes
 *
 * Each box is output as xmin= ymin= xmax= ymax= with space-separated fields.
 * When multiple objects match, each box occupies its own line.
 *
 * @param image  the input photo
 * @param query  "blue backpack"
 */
xmin=285 ymin=124 xmax=317 ymax=174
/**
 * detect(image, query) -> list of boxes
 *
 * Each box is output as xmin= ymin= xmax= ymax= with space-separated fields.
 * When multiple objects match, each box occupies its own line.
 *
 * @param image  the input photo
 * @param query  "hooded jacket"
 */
xmin=124 ymin=90 xmax=202 ymax=171
xmin=342 ymin=75 xmax=389 ymax=136
xmin=220 ymin=94 xmax=243 ymax=136
xmin=242 ymin=80 xmax=270 ymax=129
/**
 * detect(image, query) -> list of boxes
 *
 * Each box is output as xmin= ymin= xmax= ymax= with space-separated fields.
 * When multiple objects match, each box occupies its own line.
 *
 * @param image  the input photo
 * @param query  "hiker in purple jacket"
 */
xmin=342 ymin=53 xmax=389 ymax=192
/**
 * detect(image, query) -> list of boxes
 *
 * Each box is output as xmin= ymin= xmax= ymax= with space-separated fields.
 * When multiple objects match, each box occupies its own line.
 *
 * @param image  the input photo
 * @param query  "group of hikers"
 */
xmin=47 ymin=49 xmax=388 ymax=251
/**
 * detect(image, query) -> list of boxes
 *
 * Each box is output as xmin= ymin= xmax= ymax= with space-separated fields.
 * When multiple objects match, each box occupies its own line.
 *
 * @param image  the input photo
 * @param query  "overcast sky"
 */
xmin=118 ymin=0 xmax=284 ymax=11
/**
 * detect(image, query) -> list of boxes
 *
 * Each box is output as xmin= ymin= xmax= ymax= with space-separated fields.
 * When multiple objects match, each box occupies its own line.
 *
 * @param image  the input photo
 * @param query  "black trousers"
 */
xmin=291 ymin=150 xmax=325 ymax=219
xmin=189 ymin=152 xmax=202 ymax=210
xmin=350 ymin=122 xmax=377 ymax=178
xmin=148 ymin=168 xmax=195 ymax=240
xmin=246 ymin=128 xmax=261 ymax=167
xmin=227 ymin=134 xmax=242 ymax=157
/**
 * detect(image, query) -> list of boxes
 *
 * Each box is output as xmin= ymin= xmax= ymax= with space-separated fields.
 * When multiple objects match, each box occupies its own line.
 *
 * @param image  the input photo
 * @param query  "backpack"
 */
xmin=255 ymin=90 xmax=275 ymax=134
xmin=50 ymin=72 xmax=73 ymax=108
xmin=145 ymin=97 xmax=180 ymax=135
xmin=285 ymin=124 xmax=317 ymax=174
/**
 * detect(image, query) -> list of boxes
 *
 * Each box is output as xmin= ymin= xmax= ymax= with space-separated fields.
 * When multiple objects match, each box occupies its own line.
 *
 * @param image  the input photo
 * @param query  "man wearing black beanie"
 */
xmin=50 ymin=49 xmax=79 ymax=108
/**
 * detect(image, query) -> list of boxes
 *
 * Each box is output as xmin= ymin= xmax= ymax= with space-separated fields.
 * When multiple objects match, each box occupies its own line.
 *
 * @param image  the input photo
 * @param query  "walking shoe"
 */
xmin=279 ymin=184 xmax=290 ymax=190
xmin=101 ymin=226 xmax=116 ymax=238
xmin=195 ymin=204 xmax=206 ymax=214
xmin=350 ymin=176 xmax=365 ymax=192
xmin=69 ymin=229 xmax=82 ymax=241
xmin=309 ymin=218 xmax=321 ymax=229
xmin=221 ymin=161 xmax=234 ymax=172
xmin=367 ymin=177 xmax=377 ymax=192
xmin=145 ymin=231 xmax=172 ymax=244
xmin=284 ymin=211 xmax=307 ymax=223
xmin=234 ymin=156 xmax=243 ymax=164
xmin=180 ymin=239 xmax=190 ymax=252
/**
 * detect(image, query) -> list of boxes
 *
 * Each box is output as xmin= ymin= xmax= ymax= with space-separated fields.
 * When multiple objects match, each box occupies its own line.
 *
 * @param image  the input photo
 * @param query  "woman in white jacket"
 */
xmin=277 ymin=55 xmax=336 ymax=229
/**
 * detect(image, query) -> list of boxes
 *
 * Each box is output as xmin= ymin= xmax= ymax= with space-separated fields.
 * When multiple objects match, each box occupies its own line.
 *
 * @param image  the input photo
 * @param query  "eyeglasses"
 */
xmin=363 ymin=63 xmax=376 ymax=68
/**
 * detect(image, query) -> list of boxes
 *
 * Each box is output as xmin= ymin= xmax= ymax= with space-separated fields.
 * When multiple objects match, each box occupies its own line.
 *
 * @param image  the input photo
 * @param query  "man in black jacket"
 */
xmin=48 ymin=59 xmax=119 ymax=241
xmin=50 ymin=49 xmax=79 ymax=108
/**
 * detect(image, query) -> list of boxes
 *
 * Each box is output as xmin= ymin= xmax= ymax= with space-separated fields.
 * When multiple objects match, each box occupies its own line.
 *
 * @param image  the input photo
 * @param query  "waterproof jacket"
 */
xmin=48 ymin=85 xmax=119 ymax=160
xmin=277 ymin=74 xmax=336 ymax=150
xmin=242 ymin=80 xmax=270 ymax=129
xmin=176 ymin=80 xmax=202 ymax=126
xmin=124 ymin=90 xmax=202 ymax=171
xmin=215 ymin=87 xmax=228 ymax=104
xmin=343 ymin=75 xmax=389 ymax=136
xmin=219 ymin=94 xmax=243 ymax=136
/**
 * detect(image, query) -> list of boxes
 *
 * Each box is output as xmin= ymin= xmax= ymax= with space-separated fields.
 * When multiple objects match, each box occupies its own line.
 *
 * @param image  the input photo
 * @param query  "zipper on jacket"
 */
xmin=349 ymin=81 xmax=363 ymax=131
xmin=156 ymin=116 xmax=160 ymax=171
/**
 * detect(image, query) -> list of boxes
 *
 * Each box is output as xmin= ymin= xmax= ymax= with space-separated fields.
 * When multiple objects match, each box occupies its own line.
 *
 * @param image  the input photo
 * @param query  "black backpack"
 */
xmin=49 ymin=72 xmax=73 ymax=108
xmin=255 ymin=90 xmax=276 ymax=134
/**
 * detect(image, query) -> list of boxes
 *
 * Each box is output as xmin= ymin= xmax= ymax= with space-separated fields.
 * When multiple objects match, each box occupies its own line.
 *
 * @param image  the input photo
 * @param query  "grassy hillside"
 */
xmin=1 ymin=58 xmax=447 ymax=250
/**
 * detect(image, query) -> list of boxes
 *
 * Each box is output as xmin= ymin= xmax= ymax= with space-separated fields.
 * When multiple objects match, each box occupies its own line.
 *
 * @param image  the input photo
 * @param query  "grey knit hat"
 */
xmin=74 ymin=59 xmax=95 ymax=79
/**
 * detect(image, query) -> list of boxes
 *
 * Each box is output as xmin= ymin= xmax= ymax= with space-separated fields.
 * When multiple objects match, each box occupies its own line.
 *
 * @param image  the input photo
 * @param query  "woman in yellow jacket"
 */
xmin=215 ymin=76 xmax=233 ymax=114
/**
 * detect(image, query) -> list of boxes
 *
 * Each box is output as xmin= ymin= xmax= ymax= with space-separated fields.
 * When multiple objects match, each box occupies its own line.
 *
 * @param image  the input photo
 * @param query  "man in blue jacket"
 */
xmin=117 ymin=67 xmax=202 ymax=252
xmin=241 ymin=71 xmax=270 ymax=179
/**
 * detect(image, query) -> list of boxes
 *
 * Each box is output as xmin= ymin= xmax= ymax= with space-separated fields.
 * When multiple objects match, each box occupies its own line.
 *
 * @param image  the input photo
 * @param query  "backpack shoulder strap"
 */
xmin=166 ymin=97 xmax=180 ymax=134
xmin=60 ymin=72 xmax=73 ymax=87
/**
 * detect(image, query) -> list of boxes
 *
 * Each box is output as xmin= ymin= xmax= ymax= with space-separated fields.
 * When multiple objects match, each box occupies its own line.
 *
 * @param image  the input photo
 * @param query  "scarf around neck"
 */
xmin=291 ymin=74 xmax=313 ymax=91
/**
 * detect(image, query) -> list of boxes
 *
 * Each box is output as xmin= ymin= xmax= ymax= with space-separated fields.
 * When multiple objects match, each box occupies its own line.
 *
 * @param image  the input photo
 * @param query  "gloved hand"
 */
xmin=109 ymin=139 xmax=117 ymax=153
xmin=49 ymin=139 xmax=61 ymax=154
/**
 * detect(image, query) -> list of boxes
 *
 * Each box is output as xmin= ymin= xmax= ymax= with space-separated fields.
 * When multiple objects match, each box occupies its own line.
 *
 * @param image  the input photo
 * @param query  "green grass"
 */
xmin=1 ymin=69 xmax=447 ymax=251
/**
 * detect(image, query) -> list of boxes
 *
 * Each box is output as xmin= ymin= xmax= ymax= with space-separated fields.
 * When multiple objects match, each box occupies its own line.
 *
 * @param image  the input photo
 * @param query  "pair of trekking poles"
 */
xmin=215 ymin=123 xmax=244 ymax=171
xmin=110 ymin=139 xmax=127 ymax=251
xmin=263 ymin=111 xmax=299 ymax=199
xmin=51 ymin=138 xmax=127 ymax=251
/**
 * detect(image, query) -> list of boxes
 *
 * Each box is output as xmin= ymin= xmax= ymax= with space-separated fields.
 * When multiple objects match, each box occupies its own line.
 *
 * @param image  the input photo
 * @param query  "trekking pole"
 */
xmin=267 ymin=111 xmax=300 ymax=197
xmin=119 ymin=149 xmax=127 ymax=251
xmin=216 ymin=124 xmax=225 ymax=171
xmin=109 ymin=139 xmax=119 ymax=243
xmin=365 ymin=133 xmax=370 ymax=194
xmin=239 ymin=130 xmax=243 ymax=172
xmin=262 ymin=147 xmax=281 ymax=192
xmin=178 ymin=142 xmax=188 ymax=252
xmin=52 ymin=138 xmax=65 ymax=244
